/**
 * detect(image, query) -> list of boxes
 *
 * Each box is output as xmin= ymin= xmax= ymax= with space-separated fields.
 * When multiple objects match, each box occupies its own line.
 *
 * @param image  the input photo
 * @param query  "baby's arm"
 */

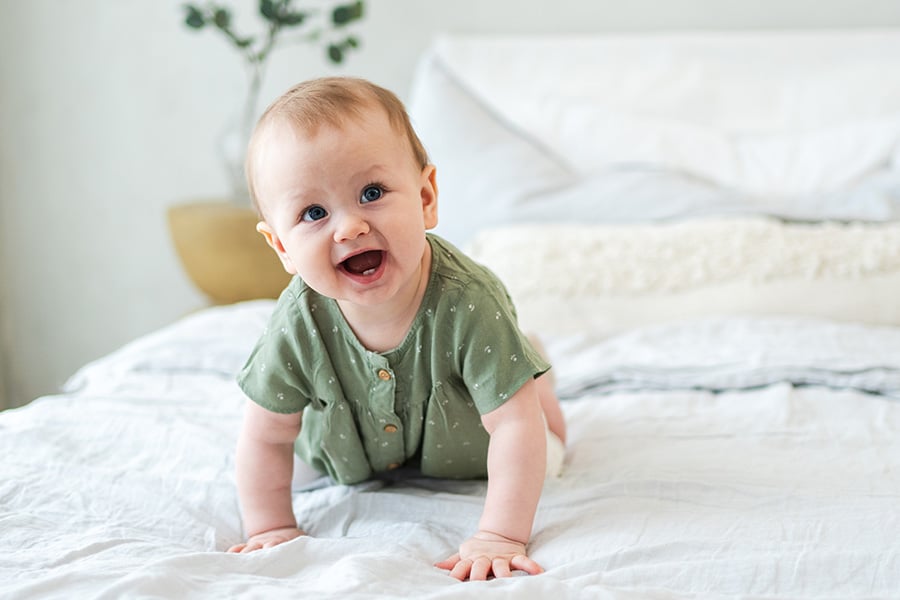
xmin=435 ymin=378 xmax=547 ymax=580
xmin=227 ymin=399 xmax=305 ymax=553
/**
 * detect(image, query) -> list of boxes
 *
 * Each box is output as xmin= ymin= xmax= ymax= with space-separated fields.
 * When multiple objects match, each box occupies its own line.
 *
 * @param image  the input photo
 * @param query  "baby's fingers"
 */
xmin=492 ymin=558 xmax=513 ymax=578
xmin=240 ymin=541 xmax=265 ymax=554
xmin=434 ymin=553 xmax=461 ymax=571
xmin=449 ymin=558 xmax=473 ymax=581
xmin=469 ymin=557 xmax=493 ymax=581
xmin=510 ymin=554 xmax=544 ymax=575
xmin=227 ymin=542 xmax=259 ymax=554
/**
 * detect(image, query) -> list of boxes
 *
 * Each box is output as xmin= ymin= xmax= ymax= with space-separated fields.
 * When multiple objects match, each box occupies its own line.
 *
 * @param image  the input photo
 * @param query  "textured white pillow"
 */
xmin=465 ymin=218 xmax=900 ymax=337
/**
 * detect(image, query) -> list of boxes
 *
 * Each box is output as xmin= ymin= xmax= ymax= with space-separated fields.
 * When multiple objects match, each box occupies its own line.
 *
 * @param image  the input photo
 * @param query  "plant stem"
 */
xmin=243 ymin=60 xmax=265 ymax=144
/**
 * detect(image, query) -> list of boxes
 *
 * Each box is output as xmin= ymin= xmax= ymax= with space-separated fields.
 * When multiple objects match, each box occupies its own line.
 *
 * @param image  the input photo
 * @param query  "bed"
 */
xmin=4 ymin=31 xmax=900 ymax=598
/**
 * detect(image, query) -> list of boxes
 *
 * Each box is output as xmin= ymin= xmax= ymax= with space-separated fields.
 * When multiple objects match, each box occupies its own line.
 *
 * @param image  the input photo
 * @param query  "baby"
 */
xmin=227 ymin=76 xmax=566 ymax=581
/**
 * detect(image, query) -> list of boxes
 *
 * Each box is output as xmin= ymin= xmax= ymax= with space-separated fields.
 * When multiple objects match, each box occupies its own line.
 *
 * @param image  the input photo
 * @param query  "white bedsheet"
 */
xmin=2 ymin=302 xmax=900 ymax=599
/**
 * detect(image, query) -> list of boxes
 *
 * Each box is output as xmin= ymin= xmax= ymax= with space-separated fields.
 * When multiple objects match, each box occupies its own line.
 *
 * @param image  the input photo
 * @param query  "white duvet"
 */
xmin=2 ymin=301 xmax=900 ymax=599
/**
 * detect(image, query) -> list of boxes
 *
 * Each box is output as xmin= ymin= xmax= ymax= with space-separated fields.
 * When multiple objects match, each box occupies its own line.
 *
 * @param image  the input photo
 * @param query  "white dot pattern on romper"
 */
xmin=237 ymin=235 xmax=551 ymax=484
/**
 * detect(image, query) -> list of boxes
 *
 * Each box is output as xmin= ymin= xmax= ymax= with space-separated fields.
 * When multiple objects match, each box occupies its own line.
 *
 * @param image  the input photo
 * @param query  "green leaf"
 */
xmin=278 ymin=11 xmax=306 ymax=26
xmin=345 ymin=36 xmax=359 ymax=48
xmin=259 ymin=0 xmax=279 ymax=22
xmin=328 ymin=44 xmax=344 ymax=64
xmin=332 ymin=1 xmax=364 ymax=26
xmin=213 ymin=8 xmax=231 ymax=28
xmin=183 ymin=5 xmax=206 ymax=29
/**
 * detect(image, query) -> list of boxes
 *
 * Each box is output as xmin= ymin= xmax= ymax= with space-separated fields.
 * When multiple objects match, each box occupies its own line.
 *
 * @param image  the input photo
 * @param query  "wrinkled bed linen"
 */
xmin=2 ymin=302 xmax=900 ymax=599
xmin=548 ymin=315 xmax=900 ymax=397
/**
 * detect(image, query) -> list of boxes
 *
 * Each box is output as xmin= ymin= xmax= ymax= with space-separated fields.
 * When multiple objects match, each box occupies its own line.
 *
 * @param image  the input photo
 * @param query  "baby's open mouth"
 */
xmin=341 ymin=250 xmax=384 ymax=276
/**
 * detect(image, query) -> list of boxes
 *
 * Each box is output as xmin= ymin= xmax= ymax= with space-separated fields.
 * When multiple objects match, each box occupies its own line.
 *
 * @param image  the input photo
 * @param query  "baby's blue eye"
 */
xmin=302 ymin=205 xmax=328 ymax=222
xmin=360 ymin=185 xmax=383 ymax=203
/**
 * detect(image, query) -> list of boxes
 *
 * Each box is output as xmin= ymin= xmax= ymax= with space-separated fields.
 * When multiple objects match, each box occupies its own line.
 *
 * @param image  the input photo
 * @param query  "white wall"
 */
xmin=0 ymin=244 xmax=7 ymax=410
xmin=1 ymin=0 xmax=899 ymax=409
xmin=0 ymin=168 xmax=8 ymax=408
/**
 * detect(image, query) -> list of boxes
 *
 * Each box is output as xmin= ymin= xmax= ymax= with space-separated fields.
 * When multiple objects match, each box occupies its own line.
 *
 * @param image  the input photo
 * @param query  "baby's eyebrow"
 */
xmin=353 ymin=164 xmax=391 ymax=180
xmin=281 ymin=186 xmax=321 ymax=208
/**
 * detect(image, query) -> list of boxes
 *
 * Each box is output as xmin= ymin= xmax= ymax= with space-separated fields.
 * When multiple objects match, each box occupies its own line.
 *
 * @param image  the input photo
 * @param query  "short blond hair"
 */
xmin=245 ymin=77 xmax=430 ymax=213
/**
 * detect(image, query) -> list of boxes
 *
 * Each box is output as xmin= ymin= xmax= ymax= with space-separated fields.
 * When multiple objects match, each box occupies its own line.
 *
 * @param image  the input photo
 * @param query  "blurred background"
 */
xmin=2 ymin=0 xmax=899 ymax=410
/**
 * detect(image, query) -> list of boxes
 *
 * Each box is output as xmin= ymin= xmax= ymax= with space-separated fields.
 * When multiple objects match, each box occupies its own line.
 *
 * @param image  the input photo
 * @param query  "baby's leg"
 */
xmin=528 ymin=335 xmax=567 ymax=444
xmin=535 ymin=371 xmax=566 ymax=445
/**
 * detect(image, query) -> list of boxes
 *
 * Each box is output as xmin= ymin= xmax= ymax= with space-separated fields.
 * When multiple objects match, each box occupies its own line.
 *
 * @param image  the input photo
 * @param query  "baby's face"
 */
xmin=253 ymin=105 xmax=438 ymax=311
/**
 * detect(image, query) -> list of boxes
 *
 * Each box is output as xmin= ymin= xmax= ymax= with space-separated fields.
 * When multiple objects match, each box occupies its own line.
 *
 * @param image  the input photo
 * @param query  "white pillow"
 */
xmin=409 ymin=32 xmax=900 ymax=248
xmin=409 ymin=47 xmax=570 ymax=247
xmin=431 ymin=32 xmax=900 ymax=197
xmin=465 ymin=218 xmax=900 ymax=337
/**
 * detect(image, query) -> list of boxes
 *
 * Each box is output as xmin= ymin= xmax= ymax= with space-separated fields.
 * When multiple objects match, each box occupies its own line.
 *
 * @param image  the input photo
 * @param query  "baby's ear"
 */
xmin=420 ymin=164 xmax=439 ymax=229
xmin=256 ymin=222 xmax=297 ymax=274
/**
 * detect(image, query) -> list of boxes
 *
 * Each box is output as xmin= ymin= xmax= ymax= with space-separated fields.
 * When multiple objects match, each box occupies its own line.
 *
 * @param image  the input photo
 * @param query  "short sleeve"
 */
xmin=457 ymin=280 xmax=550 ymax=415
xmin=237 ymin=298 xmax=310 ymax=414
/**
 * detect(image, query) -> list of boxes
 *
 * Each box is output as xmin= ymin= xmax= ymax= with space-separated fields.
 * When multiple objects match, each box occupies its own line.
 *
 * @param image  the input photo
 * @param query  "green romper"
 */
xmin=237 ymin=234 xmax=549 ymax=485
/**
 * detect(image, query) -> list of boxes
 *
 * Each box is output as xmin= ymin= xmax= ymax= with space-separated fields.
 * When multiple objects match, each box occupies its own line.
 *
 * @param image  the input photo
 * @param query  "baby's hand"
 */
xmin=227 ymin=526 xmax=306 ymax=553
xmin=434 ymin=530 xmax=544 ymax=581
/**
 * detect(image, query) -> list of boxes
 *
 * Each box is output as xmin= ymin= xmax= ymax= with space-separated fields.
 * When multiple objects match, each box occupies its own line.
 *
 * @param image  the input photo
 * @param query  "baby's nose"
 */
xmin=333 ymin=211 xmax=370 ymax=242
